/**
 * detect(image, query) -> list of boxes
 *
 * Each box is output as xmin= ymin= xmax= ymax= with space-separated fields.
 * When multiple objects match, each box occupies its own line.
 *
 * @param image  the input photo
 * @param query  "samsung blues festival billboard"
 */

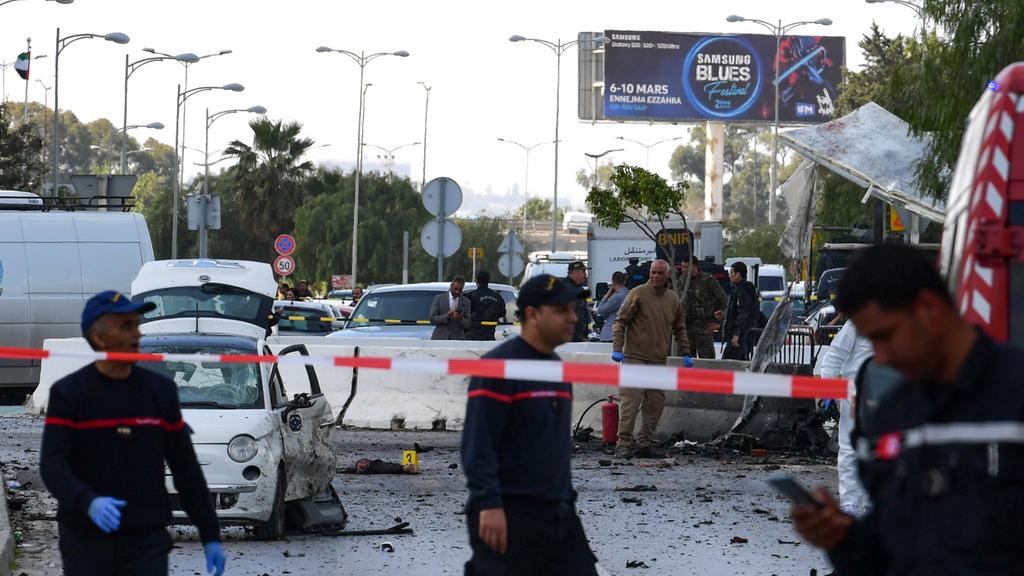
xmin=603 ymin=30 xmax=845 ymax=123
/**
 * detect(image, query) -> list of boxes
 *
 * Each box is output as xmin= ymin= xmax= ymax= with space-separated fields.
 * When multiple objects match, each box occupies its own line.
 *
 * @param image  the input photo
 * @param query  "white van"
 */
xmin=756 ymin=264 xmax=787 ymax=299
xmin=0 ymin=192 xmax=154 ymax=390
xmin=562 ymin=211 xmax=594 ymax=234
xmin=521 ymin=250 xmax=588 ymax=287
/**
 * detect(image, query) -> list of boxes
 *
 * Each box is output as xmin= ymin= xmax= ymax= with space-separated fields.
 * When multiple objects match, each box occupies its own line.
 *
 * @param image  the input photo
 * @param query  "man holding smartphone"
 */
xmin=790 ymin=244 xmax=1024 ymax=574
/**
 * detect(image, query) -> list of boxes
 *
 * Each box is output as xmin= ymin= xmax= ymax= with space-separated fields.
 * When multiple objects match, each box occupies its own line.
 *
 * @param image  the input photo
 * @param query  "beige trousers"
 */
xmin=616 ymin=358 xmax=666 ymax=448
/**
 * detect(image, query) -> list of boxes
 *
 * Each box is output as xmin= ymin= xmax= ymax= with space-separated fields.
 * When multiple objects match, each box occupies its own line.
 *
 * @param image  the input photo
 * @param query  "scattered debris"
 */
xmin=614 ymin=484 xmax=657 ymax=492
xmin=621 ymin=497 xmax=643 ymax=505
xmin=598 ymin=459 xmax=613 ymax=467
xmin=626 ymin=560 xmax=650 ymax=569
xmin=573 ymin=427 xmax=594 ymax=442
xmin=730 ymin=536 xmax=749 ymax=544
xmin=282 ymin=550 xmax=305 ymax=558
xmin=381 ymin=541 xmax=395 ymax=553
xmin=777 ymin=539 xmax=801 ymax=546
xmin=16 ymin=543 xmax=48 ymax=554
xmin=673 ymin=440 xmax=698 ymax=448
xmin=448 ymin=463 xmax=459 ymax=469
xmin=413 ymin=442 xmax=434 ymax=453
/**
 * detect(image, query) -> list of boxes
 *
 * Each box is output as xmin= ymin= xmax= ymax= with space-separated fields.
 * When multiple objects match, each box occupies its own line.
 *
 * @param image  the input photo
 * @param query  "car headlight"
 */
xmin=227 ymin=435 xmax=258 ymax=463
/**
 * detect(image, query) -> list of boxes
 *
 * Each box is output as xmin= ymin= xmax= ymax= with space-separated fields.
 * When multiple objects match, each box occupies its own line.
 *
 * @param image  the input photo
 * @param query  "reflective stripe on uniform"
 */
xmin=904 ymin=421 xmax=1024 ymax=448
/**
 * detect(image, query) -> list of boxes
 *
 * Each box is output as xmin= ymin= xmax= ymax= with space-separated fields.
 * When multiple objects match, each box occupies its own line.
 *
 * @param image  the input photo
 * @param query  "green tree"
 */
xmin=723 ymin=222 xmax=787 ymax=264
xmin=223 ymin=117 xmax=314 ymax=259
xmin=587 ymin=165 xmax=692 ymax=296
xmin=895 ymin=1 xmax=1024 ymax=199
xmin=512 ymin=198 xmax=565 ymax=224
xmin=0 ymin=103 xmax=46 ymax=191
xmin=575 ymin=162 xmax=614 ymax=192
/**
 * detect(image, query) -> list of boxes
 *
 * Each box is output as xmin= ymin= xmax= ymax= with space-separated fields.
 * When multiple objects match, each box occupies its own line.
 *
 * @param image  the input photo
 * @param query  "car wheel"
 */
xmin=254 ymin=468 xmax=286 ymax=540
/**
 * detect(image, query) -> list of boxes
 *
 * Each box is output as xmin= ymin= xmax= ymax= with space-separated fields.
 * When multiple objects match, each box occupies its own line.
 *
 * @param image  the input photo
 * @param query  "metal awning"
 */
xmin=780 ymin=102 xmax=946 ymax=223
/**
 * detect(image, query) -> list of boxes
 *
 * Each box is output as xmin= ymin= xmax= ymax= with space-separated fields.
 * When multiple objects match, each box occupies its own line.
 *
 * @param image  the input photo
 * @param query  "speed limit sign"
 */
xmin=273 ymin=255 xmax=295 ymax=277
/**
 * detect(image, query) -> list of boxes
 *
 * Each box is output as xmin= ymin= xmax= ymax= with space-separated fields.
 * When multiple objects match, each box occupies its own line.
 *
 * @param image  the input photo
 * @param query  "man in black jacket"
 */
xmin=791 ymin=244 xmax=1024 ymax=575
xmin=40 ymin=291 xmax=224 ymax=576
xmin=565 ymin=261 xmax=592 ymax=342
xmin=461 ymin=274 xmax=598 ymax=575
xmin=723 ymin=261 xmax=758 ymax=360
xmin=466 ymin=270 xmax=507 ymax=341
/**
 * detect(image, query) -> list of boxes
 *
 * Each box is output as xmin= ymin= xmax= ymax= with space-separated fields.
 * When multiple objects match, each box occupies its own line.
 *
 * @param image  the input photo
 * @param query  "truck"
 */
xmin=586 ymin=219 xmax=723 ymax=298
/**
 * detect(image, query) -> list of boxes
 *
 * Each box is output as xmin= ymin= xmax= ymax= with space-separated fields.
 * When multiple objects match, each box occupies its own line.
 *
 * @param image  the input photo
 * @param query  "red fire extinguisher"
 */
xmin=601 ymin=396 xmax=619 ymax=445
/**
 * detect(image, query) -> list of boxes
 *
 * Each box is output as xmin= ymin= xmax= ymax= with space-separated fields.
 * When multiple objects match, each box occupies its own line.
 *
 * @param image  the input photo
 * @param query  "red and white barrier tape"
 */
xmin=0 ymin=346 xmax=850 ymax=400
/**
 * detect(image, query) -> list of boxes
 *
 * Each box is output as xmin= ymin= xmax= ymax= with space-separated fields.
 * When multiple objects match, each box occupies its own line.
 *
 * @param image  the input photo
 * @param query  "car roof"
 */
xmin=364 ymin=282 xmax=517 ymax=294
xmin=140 ymin=333 xmax=258 ymax=351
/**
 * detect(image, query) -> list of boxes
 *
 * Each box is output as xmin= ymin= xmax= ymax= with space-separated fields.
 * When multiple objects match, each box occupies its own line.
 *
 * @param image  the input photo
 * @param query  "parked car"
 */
xmin=562 ymin=211 xmax=594 ymax=234
xmin=274 ymin=300 xmax=339 ymax=334
xmin=521 ymin=251 xmax=588 ymax=288
xmin=329 ymin=282 xmax=518 ymax=340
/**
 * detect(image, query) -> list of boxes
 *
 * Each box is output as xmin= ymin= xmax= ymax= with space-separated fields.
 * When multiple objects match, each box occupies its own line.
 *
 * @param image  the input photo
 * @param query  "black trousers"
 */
xmin=465 ymin=496 xmax=598 ymax=576
xmin=59 ymin=522 xmax=172 ymax=576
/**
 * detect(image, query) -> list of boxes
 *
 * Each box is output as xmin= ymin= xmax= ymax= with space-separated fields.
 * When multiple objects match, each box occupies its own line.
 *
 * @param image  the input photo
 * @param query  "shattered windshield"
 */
xmin=133 ymin=285 xmax=273 ymax=328
xmin=139 ymin=345 xmax=264 ymax=409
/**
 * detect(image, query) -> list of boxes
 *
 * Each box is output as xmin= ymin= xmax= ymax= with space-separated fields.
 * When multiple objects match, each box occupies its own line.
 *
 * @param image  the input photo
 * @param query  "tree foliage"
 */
xmin=0 ymin=103 xmax=46 ymax=191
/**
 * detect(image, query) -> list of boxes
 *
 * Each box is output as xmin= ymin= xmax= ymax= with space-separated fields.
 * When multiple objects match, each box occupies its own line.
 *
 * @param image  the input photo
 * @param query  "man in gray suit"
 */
xmin=430 ymin=276 xmax=471 ymax=340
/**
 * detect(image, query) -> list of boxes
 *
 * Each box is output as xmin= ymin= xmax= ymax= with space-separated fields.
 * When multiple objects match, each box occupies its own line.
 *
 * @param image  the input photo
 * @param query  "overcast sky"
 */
xmin=2 ymin=0 xmax=920 ymax=214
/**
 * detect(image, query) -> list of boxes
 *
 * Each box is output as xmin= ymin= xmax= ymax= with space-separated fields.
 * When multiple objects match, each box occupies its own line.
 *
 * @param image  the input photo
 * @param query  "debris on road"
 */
xmin=380 ymin=541 xmax=395 ymax=553
xmin=621 ymin=497 xmax=643 ymax=505
xmin=626 ymin=560 xmax=650 ymax=569
xmin=731 ymin=536 xmax=749 ymax=544
xmin=598 ymin=459 xmax=613 ymax=466
xmin=614 ymin=484 xmax=657 ymax=492
xmin=340 ymin=458 xmax=419 ymax=474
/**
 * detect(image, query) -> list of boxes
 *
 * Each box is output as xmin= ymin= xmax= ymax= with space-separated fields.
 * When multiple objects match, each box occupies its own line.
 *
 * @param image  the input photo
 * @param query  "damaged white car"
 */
xmin=130 ymin=259 xmax=340 ymax=539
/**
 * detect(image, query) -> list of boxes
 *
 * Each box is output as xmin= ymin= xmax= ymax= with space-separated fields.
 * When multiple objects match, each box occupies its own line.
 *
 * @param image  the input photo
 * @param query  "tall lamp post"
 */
xmin=52 ymin=28 xmax=130 ymax=196
xmin=122 ymin=51 xmax=198 ymax=173
xmin=172 ymin=82 xmax=244 ymax=258
xmin=726 ymin=15 xmax=831 ymax=225
xmin=116 ymin=121 xmax=163 ymax=172
xmin=417 ymin=81 xmax=431 ymax=192
xmin=498 ymin=137 xmax=554 ymax=234
xmin=615 ymin=136 xmax=683 ymax=170
xmin=204 ymin=105 xmax=265 ymax=194
xmin=363 ymin=141 xmax=421 ymax=183
xmin=316 ymin=45 xmax=409 ymax=287
xmin=509 ymin=33 xmax=609 ymax=250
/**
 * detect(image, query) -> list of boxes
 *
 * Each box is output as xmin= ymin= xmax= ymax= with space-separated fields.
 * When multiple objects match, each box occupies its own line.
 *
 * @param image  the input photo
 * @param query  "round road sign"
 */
xmin=422 ymin=177 xmax=463 ymax=217
xmin=498 ymin=253 xmax=524 ymax=279
xmin=420 ymin=219 xmax=462 ymax=258
xmin=274 ymin=234 xmax=296 ymax=256
xmin=273 ymin=255 xmax=295 ymax=276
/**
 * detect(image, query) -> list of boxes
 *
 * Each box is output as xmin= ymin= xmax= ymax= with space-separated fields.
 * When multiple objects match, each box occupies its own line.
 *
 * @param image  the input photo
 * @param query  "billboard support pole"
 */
xmin=769 ymin=24 xmax=781 ymax=226
xmin=704 ymin=121 xmax=724 ymax=221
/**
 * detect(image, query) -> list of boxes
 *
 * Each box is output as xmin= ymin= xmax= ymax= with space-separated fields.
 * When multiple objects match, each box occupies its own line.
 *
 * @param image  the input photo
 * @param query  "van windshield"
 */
xmin=759 ymin=276 xmax=785 ymax=292
xmin=138 ymin=345 xmax=263 ymax=409
xmin=134 ymin=286 xmax=273 ymax=328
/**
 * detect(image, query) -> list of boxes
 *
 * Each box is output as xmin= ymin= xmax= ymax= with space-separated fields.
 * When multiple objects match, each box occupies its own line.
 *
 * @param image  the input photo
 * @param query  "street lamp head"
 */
xmin=104 ymin=33 xmax=130 ymax=44
xmin=222 ymin=83 xmax=245 ymax=92
xmin=509 ymin=35 xmax=527 ymax=43
xmin=726 ymin=15 xmax=745 ymax=22
xmin=315 ymin=46 xmax=333 ymax=53
xmin=593 ymin=35 xmax=610 ymax=44
xmin=815 ymin=18 xmax=834 ymax=25
xmin=865 ymin=0 xmax=883 ymax=3
xmin=145 ymin=122 xmax=164 ymax=129
xmin=142 ymin=47 xmax=156 ymax=53
xmin=247 ymin=105 xmax=267 ymax=114
xmin=218 ymin=49 xmax=233 ymax=55
xmin=54 ymin=0 xmax=75 ymax=4
xmin=393 ymin=50 xmax=410 ymax=57
xmin=176 ymin=53 xmax=200 ymax=63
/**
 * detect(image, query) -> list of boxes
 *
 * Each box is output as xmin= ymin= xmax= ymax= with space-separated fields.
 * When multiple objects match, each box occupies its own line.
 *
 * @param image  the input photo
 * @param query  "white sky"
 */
xmin=2 ymin=0 xmax=919 ymax=214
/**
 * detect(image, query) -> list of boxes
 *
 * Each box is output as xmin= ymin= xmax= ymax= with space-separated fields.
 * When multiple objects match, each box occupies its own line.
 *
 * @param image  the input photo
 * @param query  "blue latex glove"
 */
xmin=204 ymin=541 xmax=226 ymax=576
xmin=611 ymin=351 xmax=624 ymax=363
xmin=683 ymin=355 xmax=694 ymax=368
xmin=87 ymin=496 xmax=126 ymax=533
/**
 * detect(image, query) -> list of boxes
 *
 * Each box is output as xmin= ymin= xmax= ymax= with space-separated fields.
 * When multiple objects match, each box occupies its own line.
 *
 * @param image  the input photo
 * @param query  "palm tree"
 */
xmin=225 ymin=118 xmax=314 ymax=253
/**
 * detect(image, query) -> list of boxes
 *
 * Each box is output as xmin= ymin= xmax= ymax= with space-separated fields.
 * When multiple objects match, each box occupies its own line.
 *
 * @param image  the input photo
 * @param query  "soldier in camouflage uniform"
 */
xmin=679 ymin=256 xmax=727 ymax=359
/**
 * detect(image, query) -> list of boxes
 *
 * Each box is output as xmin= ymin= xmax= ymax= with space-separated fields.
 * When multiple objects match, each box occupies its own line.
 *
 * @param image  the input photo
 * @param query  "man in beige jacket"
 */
xmin=612 ymin=259 xmax=690 ymax=458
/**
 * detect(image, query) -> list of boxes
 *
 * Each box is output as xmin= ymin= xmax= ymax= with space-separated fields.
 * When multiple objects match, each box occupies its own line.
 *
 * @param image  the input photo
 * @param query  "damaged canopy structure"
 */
xmin=780 ymin=102 xmax=946 ymax=223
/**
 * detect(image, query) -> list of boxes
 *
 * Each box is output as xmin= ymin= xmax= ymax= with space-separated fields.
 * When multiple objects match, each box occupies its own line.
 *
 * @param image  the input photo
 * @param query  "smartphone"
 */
xmin=765 ymin=473 xmax=821 ymax=507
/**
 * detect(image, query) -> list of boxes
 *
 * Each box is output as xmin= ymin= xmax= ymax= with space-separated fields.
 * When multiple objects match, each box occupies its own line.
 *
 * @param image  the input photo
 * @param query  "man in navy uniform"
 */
xmin=461 ymin=274 xmax=598 ymax=574
xmin=40 ymin=291 xmax=225 ymax=575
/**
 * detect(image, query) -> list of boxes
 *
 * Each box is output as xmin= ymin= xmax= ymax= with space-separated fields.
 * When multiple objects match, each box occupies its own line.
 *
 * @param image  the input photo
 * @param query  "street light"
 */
xmin=363 ymin=141 xmax=421 ymax=182
xmin=583 ymin=148 xmax=623 ymax=189
xmin=204 ymin=105 xmax=266 ymax=194
xmin=417 ymin=81 xmax=431 ymax=192
xmin=52 ymin=28 xmax=130 ymax=196
xmin=316 ymin=45 xmax=409 ymax=287
xmin=0 ymin=0 xmax=73 ymax=7
xmin=145 ymin=47 xmax=233 ymax=202
xmin=171 ymin=82 xmax=244 ymax=258
xmin=726 ymin=15 xmax=831 ymax=225
xmin=864 ymin=0 xmax=924 ymax=17
xmin=122 ymin=51 xmax=198 ymax=173
xmin=510 ymin=33 xmax=609 ymax=251
xmin=616 ymin=136 xmax=684 ymax=170
xmin=498 ymin=138 xmax=555 ymax=234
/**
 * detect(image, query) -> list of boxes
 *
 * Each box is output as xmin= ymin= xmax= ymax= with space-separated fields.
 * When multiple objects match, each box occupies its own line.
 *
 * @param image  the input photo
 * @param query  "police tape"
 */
xmin=0 ymin=346 xmax=849 ymax=399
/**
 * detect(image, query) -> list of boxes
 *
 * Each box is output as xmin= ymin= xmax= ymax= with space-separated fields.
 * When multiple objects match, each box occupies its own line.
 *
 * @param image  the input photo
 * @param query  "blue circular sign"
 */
xmin=681 ymin=36 xmax=763 ymax=119
xmin=274 ymin=234 xmax=295 ymax=255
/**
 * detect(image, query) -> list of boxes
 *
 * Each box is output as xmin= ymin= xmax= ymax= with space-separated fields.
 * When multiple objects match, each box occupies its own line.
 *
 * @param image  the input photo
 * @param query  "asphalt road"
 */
xmin=2 ymin=414 xmax=839 ymax=576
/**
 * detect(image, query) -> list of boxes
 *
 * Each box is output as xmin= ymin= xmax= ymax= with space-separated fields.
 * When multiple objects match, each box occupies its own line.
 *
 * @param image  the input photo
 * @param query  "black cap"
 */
xmin=517 ymin=274 xmax=589 ymax=315
xmin=568 ymin=261 xmax=587 ymax=273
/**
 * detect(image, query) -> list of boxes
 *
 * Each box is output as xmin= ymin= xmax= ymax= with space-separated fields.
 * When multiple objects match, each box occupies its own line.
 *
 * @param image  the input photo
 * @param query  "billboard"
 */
xmin=602 ymin=30 xmax=845 ymax=123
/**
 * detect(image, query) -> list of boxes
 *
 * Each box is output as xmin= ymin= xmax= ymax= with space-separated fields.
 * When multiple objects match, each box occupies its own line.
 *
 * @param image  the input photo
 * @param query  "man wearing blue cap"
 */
xmin=40 ymin=291 xmax=225 ymax=576
xmin=462 ymin=274 xmax=599 ymax=575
